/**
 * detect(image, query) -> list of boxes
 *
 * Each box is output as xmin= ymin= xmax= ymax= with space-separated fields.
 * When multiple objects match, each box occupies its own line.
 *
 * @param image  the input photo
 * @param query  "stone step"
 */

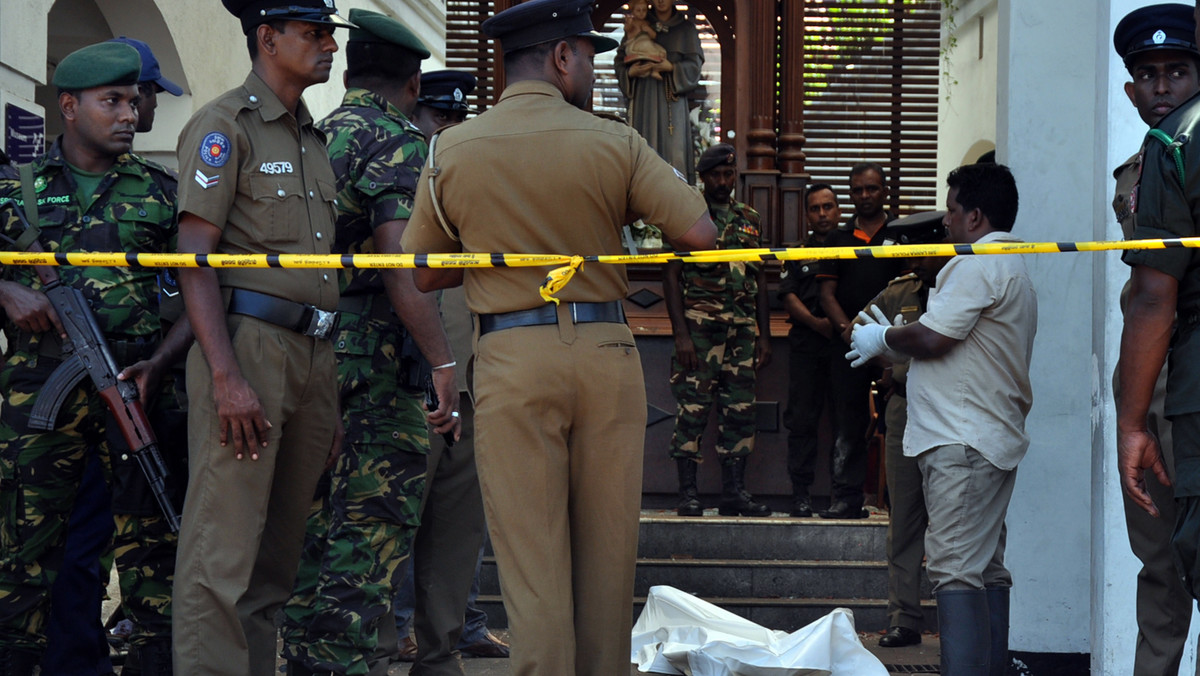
xmin=475 ymin=594 xmax=939 ymax=634
xmin=637 ymin=514 xmax=891 ymax=561
xmin=633 ymin=558 xmax=934 ymax=600
xmin=477 ymin=556 xmax=932 ymax=602
xmin=475 ymin=512 xmax=939 ymax=634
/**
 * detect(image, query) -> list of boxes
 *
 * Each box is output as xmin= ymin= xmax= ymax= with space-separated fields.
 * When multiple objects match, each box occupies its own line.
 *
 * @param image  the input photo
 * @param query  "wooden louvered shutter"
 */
xmin=800 ymin=0 xmax=941 ymax=217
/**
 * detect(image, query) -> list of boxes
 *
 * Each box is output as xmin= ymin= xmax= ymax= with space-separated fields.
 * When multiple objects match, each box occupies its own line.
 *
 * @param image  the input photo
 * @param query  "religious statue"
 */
xmin=615 ymin=0 xmax=705 ymax=185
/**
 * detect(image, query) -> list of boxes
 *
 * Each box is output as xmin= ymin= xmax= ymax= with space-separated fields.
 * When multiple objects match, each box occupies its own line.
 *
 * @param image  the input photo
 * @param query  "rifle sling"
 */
xmin=16 ymin=163 xmax=42 ymax=252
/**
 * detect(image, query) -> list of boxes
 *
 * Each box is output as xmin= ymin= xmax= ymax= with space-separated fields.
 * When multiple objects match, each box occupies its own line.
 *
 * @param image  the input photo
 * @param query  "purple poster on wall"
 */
xmin=5 ymin=103 xmax=45 ymax=165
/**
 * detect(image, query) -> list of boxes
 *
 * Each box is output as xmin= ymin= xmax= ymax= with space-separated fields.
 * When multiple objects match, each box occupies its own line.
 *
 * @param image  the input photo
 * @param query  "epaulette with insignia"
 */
xmin=887 ymin=272 xmax=920 ymax=287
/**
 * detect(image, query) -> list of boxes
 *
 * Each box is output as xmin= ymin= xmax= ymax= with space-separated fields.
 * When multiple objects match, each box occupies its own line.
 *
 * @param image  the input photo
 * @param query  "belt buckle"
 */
xmin=304 ymin=307 xmax=339 ymax=339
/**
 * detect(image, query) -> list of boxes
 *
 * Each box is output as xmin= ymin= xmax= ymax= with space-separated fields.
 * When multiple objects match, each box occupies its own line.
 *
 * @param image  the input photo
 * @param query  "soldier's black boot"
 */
xmin=0 ymin=647 xmax=40 ymax=676
xmin=675 ymin=458 xmax=703 ymax=516
xmin=718 ymin=457 xmax=771 ymax=517
xmin=131 ymin=639 xmax=172 ymax=676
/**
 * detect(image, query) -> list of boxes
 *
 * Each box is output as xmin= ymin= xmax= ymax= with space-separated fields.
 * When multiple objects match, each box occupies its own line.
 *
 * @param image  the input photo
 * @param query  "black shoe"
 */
xmin=677 ymin=496 xmax=703 ymax=516
xmin=819 ymin=500 xmax=867 ymax=519
xmin=718 ymin=491 xmax=771 ymax=517
xmin=878 ymin=625 xmax=922 ymax=647
xmin=790 ymin=496 xmax=812 ymax=517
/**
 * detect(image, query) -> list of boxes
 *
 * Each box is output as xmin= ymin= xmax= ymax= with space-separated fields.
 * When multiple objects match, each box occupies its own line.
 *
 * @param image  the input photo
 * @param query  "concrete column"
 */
xmin=995 ymin=0 xmax=1100 ymax=659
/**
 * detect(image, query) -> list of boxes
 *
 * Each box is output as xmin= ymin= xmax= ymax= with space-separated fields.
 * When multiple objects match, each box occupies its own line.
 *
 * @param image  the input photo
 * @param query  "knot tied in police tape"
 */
xmin=539 ymin=255 xmax=585 ymax=305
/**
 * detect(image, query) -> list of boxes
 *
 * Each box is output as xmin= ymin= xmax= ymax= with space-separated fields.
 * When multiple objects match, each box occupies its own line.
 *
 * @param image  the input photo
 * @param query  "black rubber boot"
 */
xmin=718 ymin=457 xmax=771 ymax=516
xmin=986 ymin=587 xmax=1010 ymax=676
xmin=0 ymin=647 xmax=40 ymax=676
xmin=675 ymin=458 xmax=703 ymax=516
xmin=131 ymin=639 xmax=172 ymax=676
xmin=936 ymin=589 xmax=991 ymax=676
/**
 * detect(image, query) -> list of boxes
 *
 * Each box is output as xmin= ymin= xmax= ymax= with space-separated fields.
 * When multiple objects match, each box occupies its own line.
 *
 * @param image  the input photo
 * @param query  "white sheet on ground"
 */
xmin=630 ymin=585 xmax=889 ymax=676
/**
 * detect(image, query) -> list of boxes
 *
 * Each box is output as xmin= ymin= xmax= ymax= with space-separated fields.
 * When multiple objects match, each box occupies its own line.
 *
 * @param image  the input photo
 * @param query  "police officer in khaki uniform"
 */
xmin=400 ymin=1 xmax=716 ymax=673
xmin=171 ymin=2 xmax=352 ymax=674
xmin=1111 ymin=6 xmax=1200 ymax=674
xmin=850 ymin=212 xmax=948 ymax=651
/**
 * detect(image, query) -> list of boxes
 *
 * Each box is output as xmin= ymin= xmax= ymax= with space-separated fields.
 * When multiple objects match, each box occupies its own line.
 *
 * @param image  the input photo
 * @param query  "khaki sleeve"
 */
xmin=176 ymin=108 xmax=240 ymax=230
xmin=626 ymin=132 xmax=707 ymax=241
xmin=402 ymin=161 xmax=461 ymax=254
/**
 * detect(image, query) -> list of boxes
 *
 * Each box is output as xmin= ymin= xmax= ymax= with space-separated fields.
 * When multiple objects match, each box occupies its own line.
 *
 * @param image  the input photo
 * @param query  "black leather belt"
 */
xmin=228 ymin=288 xmax=338 ymax=339
xmin=477 ymin=301 xmax=625 ymax=336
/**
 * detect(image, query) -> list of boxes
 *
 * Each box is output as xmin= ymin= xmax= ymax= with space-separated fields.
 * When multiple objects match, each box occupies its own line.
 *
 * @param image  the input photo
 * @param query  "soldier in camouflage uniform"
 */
xmin=277 ymin=10 xmax=459 ymax=676
xmin=665 ymin=144 xmax=772 ymax=517
xmin=0 ymin=42 xmax=187 ymax=675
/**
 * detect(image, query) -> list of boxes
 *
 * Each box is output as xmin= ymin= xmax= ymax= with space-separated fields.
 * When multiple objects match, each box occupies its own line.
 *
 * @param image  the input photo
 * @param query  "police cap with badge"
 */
xmin=222 ymin=0 xmax=355 ymax=35
xmin=1114 ymin=3 xmax=1200 ymax=65
xmin=882 ymin=211 xmax=947 ymax=245
xmin=419 ymin=71 xmax=477 ymax=113
xmin=53 ymin=42 xmax=142 ymax=91
xmin=481 ymin=0 xmax=619 ymax=54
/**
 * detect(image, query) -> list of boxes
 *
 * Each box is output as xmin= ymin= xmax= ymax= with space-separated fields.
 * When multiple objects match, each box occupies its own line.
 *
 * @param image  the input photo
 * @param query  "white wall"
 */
xmin=937 ymin=0 xmax=998 ymax=207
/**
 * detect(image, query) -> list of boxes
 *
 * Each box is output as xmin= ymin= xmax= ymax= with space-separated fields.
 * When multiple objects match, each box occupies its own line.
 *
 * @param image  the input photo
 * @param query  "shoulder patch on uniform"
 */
xmin=200 ymin=131 xmax=231 ymax=168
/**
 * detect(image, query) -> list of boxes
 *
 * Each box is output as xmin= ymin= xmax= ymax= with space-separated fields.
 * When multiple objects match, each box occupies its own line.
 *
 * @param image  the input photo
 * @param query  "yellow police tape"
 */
xmin=0 ymin=236 xmax=1195 ymax=302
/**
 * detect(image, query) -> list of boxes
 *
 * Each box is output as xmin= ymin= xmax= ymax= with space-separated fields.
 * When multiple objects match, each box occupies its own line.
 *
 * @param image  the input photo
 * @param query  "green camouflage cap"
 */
xmin=53 ymin=42 xmax=142 ymax=90
xmin=347 ymin=8 xmax=430 ymax=58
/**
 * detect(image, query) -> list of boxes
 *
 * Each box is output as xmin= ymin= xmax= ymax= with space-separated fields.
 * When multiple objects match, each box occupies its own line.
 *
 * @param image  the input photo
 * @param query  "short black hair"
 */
xmin=503 ymin=37 xmax=577 ymax=73
xmin=247 ymin=19 xmax=289 ymax=60
xmin=946 ymin=162 xmax=1019 ymax=232
xmin=805 ymin=182 xmax=836 ymax=206
xmin=346 ymin=41 xmax=422 ymax=89
xmin=849 ymin=162 xmax=887 ymax=185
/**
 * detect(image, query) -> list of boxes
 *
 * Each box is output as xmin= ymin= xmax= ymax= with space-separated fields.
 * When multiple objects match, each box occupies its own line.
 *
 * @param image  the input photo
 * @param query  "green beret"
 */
xmin=53 ymin=42 xmax=142 ymax=91
xmin=348 ymin=8 xmax=430 ymax=58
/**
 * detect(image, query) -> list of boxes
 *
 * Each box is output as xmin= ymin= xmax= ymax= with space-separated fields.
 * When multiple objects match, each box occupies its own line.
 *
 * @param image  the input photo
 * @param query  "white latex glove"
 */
xmin=844 ymin=305 xmax=905 ymax=367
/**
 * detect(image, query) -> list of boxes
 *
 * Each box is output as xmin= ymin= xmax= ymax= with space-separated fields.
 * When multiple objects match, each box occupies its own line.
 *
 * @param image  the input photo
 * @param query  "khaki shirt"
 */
xmin=401 ymin=80 xmax=707 ymax=315
xmin=176 ymin=71 xmax=339 ymax=311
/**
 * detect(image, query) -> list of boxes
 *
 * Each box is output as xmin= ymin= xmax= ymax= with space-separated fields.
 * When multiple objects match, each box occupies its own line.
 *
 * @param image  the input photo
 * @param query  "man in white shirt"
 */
xmin=847 ymin=162 xmax=1037 ymax=676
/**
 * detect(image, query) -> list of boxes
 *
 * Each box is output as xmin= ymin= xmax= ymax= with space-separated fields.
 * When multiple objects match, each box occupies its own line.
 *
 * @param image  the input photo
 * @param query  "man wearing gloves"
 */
xmin=847 ymin=162 xmax=1037 ymax=676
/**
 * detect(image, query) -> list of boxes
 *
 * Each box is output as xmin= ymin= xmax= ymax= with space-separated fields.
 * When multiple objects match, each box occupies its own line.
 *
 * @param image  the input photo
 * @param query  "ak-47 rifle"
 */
xmin=6 ymin=206 xmax=181 ymax=532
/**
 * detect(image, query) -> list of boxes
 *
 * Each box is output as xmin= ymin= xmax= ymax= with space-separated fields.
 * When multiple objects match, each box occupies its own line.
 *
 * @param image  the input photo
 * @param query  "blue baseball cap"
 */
xmin=109 ymin=37 xmax=183 ymax=96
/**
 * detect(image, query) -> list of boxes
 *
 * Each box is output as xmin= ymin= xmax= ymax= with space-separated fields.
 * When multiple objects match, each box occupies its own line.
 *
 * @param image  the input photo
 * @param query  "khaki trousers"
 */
xmin=918 ymin=444 xmax=1015 ymax=592
xmin=472 ymin=313 xmax=645 ymax=676
xmin=884 ymin=395 xmax=927 ymax=630
xmin=174 ymin=318 xmax=337 ymax=676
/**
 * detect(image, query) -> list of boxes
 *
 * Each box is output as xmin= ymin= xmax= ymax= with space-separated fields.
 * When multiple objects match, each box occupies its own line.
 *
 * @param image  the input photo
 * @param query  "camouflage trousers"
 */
xmin=279 ymin=332 xmax=429 ymax=676
xmin=0 ymin=356 xmax=178 ymax=653
xmin=669 ymin=319 xmax=758 ymax=460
